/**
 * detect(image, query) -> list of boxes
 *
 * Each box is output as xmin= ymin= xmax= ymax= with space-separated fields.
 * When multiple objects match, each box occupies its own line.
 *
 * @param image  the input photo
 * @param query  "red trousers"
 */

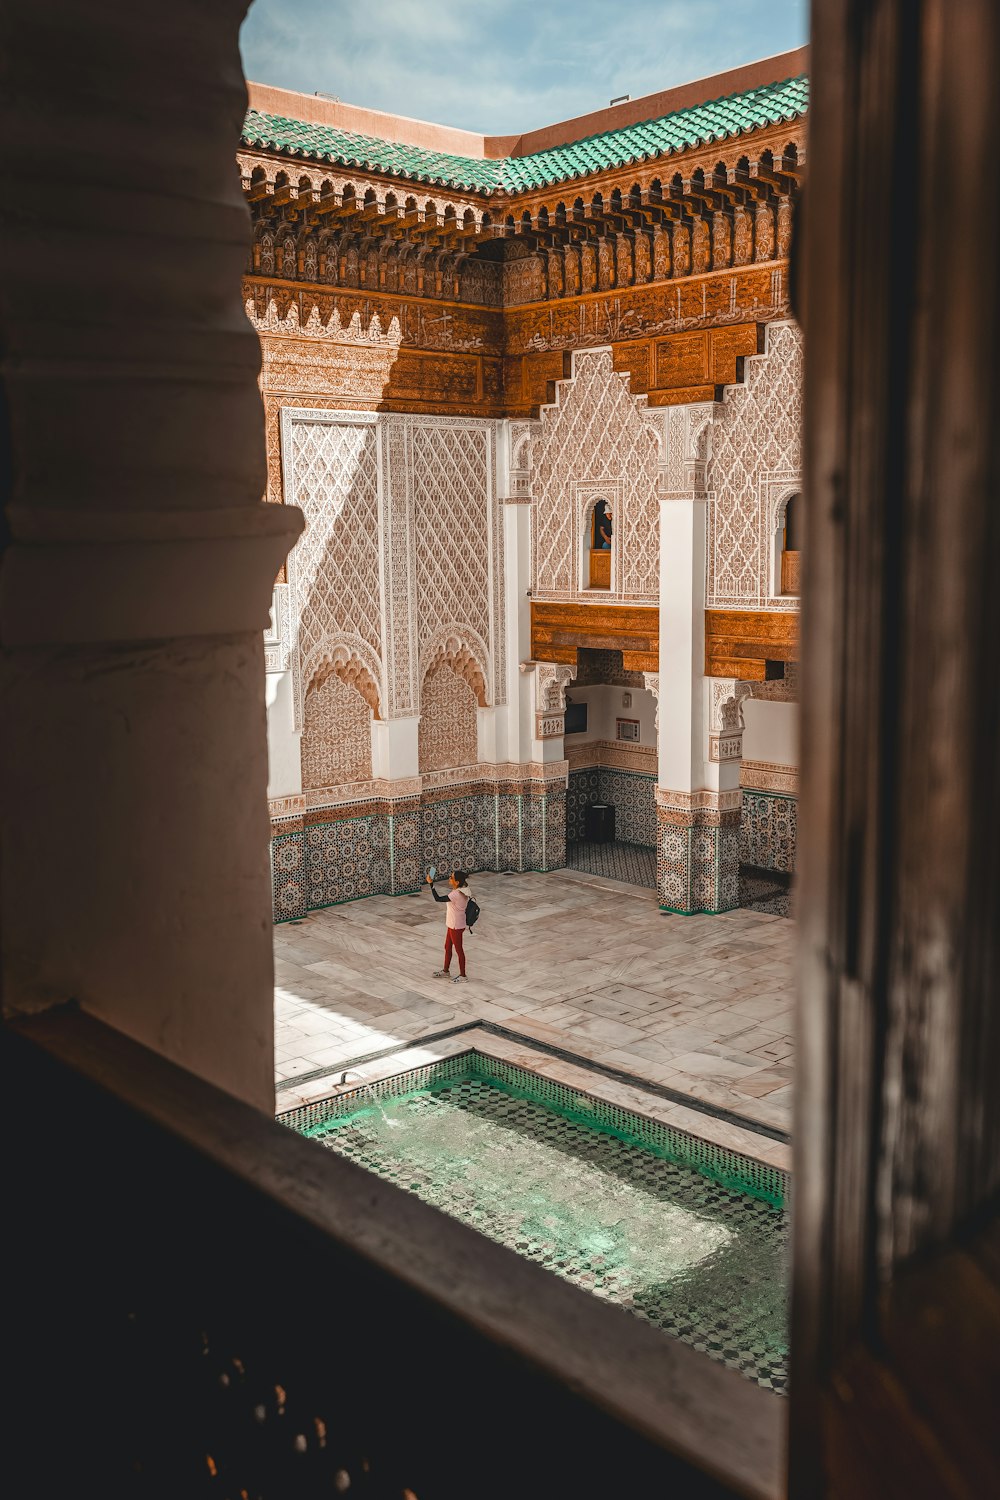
xmin=444 ymin=926 xmax=466 ymax=976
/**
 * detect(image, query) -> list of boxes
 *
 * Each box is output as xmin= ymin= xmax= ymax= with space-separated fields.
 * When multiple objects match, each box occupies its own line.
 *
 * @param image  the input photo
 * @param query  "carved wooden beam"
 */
xmin=530 ymin=601 xmax=659 ymax=671
xmin=705 ymin=608 xmax=798 ymax=679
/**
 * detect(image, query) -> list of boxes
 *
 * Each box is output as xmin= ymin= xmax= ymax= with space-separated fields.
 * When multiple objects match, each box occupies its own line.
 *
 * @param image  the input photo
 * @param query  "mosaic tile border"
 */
xmin=278 ymin=1049 xmax=789 ymax=1208
xmin=566 ymin=839 xmax=657 ymax=889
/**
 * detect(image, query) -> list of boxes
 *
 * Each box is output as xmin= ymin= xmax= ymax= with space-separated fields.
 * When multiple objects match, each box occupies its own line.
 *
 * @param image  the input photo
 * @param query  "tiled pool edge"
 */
xmin=275 ymin=1021 xmax=792 ymax=1171
xmin=276 ymin=1019 xmax=791 ymax=1144
xmin=277 ymin=1048 xmax=789 ymax=1209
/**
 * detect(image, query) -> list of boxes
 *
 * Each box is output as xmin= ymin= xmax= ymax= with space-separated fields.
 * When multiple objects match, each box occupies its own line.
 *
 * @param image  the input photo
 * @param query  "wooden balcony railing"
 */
xmin=589 ymin=548 xmax=611 ymax=589
xmin=4 ymin=1007 xmax=784 ymax=1500
xmin=780 ymin=550 xmax=800 ymax=596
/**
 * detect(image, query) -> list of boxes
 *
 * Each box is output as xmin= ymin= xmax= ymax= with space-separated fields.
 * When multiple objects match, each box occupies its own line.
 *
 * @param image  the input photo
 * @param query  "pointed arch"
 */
xmin=420 ymin=626 xmax=490 ymax=708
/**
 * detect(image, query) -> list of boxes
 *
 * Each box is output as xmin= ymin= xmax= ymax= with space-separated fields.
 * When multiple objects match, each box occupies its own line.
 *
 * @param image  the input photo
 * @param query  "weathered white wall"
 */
xmin=0 ymin=4 xmax=302 ymax=1113
xmin=743 ymin=698 xmax=799 ymax=767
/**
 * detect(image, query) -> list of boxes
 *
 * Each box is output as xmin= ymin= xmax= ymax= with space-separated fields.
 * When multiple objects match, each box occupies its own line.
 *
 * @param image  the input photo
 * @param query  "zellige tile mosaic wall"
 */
xmin=567 ymin=766 xmax=656 ymax=847
xmin=740 ymin=790 xmax=797 ymax=874
xmin=270 ymin=787 xmax=567 ymax=921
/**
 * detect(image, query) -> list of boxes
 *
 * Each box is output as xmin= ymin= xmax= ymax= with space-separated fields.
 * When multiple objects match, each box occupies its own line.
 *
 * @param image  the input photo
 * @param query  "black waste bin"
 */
xmin=584 ymin=802 xmax=615 ymax=844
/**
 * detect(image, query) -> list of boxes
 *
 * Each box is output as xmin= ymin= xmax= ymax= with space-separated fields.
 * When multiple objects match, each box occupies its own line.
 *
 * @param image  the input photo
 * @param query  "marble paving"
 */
xmin=274 ymin=868 xmax=796 ymax=1137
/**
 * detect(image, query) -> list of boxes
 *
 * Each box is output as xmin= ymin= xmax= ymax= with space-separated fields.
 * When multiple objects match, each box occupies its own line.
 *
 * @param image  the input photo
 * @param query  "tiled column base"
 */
xmin=270 ymin=824 xmax=308 ymax=921
xmin=656 ymin=791 xmax=741 ymax=914
xmin=521 ymin=786 xmax=567 ymax=872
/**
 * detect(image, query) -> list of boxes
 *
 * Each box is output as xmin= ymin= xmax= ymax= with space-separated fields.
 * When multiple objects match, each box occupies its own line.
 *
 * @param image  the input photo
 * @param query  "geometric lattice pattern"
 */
xmin=285 ymin=415 xmax=383 ymax=674
xmin=532 ymin=349 xmax=660 ymax=602
xmin=707 ymin=321 xmax=802 ymax=609
xmin=418 ymin=662 xmax=479 ymax=773
xmin=657 ymin=811 xmax=741 ymax=915
xmin=739 ymin=867 xmax=794 ymax=918
xmin=292 ymin=1059 xmax=789 ymax=1393
xmin=412 ymin=423 xmax=493 ymax=678
xmin=301 ymin=673 xmax=372 ymax=790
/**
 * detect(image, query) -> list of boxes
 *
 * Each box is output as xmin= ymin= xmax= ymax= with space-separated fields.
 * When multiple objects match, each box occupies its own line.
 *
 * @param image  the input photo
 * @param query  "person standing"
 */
xmin=426 ymin=869 xmax=471 ymax=982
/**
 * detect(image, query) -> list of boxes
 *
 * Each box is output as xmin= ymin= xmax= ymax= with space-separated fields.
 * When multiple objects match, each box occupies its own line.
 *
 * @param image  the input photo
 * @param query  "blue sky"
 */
xmin=240 ymin=0 xmax=808 ymax=135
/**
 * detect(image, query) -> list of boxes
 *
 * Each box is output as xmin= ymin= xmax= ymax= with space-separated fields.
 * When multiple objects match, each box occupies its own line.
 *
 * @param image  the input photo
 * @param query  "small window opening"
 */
xmin=781 ymin=492 xmax=801 ymax=595
xmin=588 ymin=499 xmax=613 ymax=589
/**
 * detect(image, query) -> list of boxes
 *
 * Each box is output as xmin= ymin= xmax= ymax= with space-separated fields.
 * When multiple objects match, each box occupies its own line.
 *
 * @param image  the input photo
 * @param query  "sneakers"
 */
xmin=432 ymin=968 xmax=450 ymax=978
xmin=453 ymin=974 xmax=469 ymax=984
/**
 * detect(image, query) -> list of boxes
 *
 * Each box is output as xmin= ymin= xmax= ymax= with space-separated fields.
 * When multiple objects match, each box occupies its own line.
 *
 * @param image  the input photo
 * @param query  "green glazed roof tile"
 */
xmin=242 ymin=74 xmax=808 ymax=195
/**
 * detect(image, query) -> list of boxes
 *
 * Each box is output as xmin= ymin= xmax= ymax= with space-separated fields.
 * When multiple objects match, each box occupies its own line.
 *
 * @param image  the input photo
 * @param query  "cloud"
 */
xmin=241 ymin=0 xmax=807 ymax=134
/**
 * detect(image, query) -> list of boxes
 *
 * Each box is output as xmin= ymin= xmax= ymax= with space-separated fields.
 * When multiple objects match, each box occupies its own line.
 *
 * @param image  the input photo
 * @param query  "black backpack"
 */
xmin=464 ymin=895 xmax=481 ymax=930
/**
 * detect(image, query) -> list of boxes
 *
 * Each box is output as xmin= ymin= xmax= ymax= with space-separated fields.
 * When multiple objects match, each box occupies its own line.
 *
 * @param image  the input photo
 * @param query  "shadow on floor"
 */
xmin=739 ymin=866 xmax=793 ymax=918
xmin=565 ymin=843 xmax=795 ymax=919
xmin=566 ymin=839 xmax=657 ymax=888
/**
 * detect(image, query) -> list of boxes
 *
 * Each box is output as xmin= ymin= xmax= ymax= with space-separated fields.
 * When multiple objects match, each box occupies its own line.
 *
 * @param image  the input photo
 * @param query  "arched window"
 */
xmin=780 ymin=492 xmax=801 ymax=595
xmin=586 ymin=497 xmax=613 ymax=590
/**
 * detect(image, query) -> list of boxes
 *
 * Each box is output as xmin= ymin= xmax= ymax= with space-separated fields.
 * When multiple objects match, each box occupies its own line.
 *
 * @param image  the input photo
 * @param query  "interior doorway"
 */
xmin=564 ymin=650 xmax=657 ymax=888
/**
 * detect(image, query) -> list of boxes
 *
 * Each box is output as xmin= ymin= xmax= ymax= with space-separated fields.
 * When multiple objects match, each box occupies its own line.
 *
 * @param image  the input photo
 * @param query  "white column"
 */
xmin=370 ymin=716 xmax=420 ymax=780
xmin=645 ymin=402 xmax=741 ymax=913
xmin=265 ymin=584 xmax=302 ymax=799
xmin=658 ymin=494 xmax=707 ymax=793
xmin=501 ymin=418 xmax=539 ymax=766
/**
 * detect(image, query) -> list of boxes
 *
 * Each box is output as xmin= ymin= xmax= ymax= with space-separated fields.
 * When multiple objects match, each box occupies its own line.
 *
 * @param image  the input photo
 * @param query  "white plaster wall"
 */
xmin=564 ymin=685 xmax=657 ymax=747
xmin=742 ymin=698 xmax=799 ymax=767
xmin=265 ymin=670 xmax=302 ymax=799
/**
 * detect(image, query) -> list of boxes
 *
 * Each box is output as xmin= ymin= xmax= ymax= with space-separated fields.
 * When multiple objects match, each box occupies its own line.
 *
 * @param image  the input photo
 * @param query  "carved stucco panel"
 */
xmin=706 ymin=319 xmax=803 ymax=611
xmin=410 ymin=418 xmax=499 ymax=703
xmin=530 ymin=347 xmax=660 ymax=605
xmin=282 ymin=409 xmax=383 ymax=729
xmin=418 ymin=662 xmax=480 ymax=773
xmin=301 ymin=674 xmax=373 ymax=790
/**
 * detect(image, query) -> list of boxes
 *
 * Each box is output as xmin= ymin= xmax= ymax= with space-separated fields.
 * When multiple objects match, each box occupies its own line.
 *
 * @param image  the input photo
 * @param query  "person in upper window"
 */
xmin=596 ymin=503 xmax=613 ymax=550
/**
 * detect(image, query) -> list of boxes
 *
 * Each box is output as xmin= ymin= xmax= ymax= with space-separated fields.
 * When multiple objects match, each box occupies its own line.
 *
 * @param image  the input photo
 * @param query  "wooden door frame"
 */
xmin=793 ymin=3 xmax=1000 ymax=1493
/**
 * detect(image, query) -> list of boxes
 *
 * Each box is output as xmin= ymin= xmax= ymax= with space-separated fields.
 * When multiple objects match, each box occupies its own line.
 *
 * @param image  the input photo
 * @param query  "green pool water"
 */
xmin=282 ymin=1053 xmax=789 ymax=1393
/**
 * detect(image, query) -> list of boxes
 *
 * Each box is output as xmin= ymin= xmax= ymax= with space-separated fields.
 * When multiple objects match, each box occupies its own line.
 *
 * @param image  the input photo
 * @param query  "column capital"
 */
xmin=642 ymin=400 xmax=720 ymax=499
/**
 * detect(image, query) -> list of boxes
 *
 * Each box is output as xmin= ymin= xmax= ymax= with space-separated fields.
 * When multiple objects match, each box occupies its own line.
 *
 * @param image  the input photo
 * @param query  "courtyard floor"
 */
xmin=274 ymin=867 xmax=795 ymax=1140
